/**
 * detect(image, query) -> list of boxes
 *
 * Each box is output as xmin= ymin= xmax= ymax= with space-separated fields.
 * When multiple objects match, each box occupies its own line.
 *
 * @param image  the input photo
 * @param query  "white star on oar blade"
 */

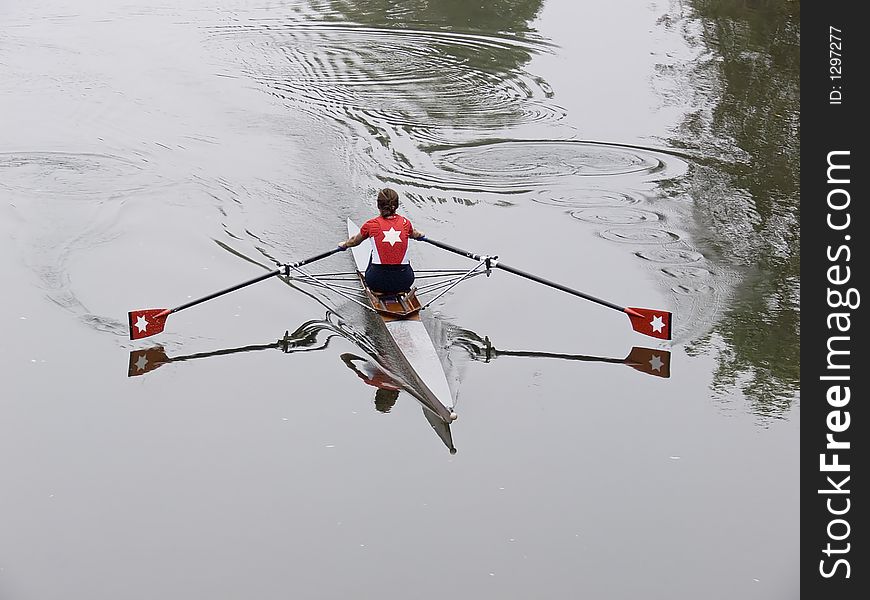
xmin=382 ymin=228 xmax=402 ymax=246
xmin=650 ymin=315 xmax=666 ymax=333
xmin=135 ymin=354 xmax=149 ymax=371
xmin=135 ymin=315 xmax=149 ymax=333
xmin=649 ymin=355 xmax=664 ymax=371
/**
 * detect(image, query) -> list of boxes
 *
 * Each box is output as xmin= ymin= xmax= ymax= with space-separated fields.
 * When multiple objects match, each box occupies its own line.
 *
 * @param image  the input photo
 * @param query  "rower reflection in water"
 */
xmin=374 ymin=389 xmax=399 ymax=413
xmin=340 ymin=353 xmax=401 ymax=413
xmin=339 ymin=351 xmax=454 ymax=453
xmin=338 ymin=188 xmax=425 ymax=293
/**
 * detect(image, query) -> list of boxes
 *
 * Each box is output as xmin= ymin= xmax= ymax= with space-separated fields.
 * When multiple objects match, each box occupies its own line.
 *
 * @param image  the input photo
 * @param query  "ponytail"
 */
xmin=377 ymin=188 xmax=399 ymax=217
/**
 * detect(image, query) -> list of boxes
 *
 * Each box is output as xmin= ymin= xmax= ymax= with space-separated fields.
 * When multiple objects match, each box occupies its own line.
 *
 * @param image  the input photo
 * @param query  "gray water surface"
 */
xmin=1 ymin=1 xmax=799 ymax=599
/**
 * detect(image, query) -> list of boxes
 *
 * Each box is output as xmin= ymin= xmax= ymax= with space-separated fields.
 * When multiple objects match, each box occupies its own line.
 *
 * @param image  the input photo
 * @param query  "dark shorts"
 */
xmin=365 ymin=263 xmax=414 ymax=294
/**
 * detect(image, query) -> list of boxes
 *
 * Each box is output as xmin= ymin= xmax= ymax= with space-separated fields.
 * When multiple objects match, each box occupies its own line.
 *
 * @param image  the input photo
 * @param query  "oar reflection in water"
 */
xmin=127 ymin=316 xmax=347 ymax=377
xmin=452 ymin=329 xmax=672 ymax=379
xmin=126 ymin=314 xmax=457 ymax=453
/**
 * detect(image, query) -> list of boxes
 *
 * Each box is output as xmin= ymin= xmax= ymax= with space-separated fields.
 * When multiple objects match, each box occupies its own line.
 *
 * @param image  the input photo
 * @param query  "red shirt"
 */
xmin=359 ymin=214 xmax=414 ymax=265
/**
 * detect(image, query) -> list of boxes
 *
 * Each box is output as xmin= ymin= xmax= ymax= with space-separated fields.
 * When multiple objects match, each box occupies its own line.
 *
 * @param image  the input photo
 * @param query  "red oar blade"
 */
xmin=128 ymin=309 xmax=169 ymax=340
xmin=625 ymin=307 xmax=672 ymax=340
xmin=128 ymin=346 xmax=170 ymax=377
xmin=624 ymin=346 xmax=671 ymax=378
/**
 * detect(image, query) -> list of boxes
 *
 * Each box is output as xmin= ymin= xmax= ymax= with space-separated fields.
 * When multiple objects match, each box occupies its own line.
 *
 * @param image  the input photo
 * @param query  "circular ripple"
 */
xmin=396 ymin=140 xmax=669 ymax=194
xmin=661 ymin=266 xmax=712 ymax=279
xmin=671 ymin=283 xmax=715 ymax=295
xmin=570 ymin=207 xmax=661 ymax=225
xmin=437 ymin=140 xmax=663 ymax=179
xmin=532 ymin=190 xmax=645 ymax=208
xmin=0 ymin=151 xmax=144 ymax=196
xmin=634 ymin=248 xmax=705 ymax=263
xmin=600 ymin=227 xmax=680 ymax=244
xmin=226 ymin=22 xmax=563 ymax=132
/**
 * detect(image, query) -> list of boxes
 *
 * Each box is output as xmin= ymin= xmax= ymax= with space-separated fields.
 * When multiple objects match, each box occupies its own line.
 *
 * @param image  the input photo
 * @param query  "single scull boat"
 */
xmin=127 ymin=218 xmax=672 ymax=430
xmin=346 ymin=218 xmax=457 ymax=423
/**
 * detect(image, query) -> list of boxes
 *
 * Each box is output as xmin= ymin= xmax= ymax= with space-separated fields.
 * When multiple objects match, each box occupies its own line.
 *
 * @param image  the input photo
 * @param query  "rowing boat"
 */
xmin=127 ymin=220 xmax=672 ymax=445
xmin=346 ymin=218 xmax=457 ymax=424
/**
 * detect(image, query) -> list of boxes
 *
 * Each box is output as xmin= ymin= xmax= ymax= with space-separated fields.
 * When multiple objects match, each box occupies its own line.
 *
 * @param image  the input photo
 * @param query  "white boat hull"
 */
xmin=347 ymin=218 xmax=456 ymax=422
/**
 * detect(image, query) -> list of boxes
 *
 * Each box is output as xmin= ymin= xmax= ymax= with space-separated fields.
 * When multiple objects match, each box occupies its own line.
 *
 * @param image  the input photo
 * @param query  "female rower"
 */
xmin=339 ymin=188 xmax=425 ymax=294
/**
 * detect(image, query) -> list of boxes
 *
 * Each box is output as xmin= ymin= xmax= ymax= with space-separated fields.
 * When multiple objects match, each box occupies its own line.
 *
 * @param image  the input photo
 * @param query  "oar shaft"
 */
xmin=288 ymin=247 xmax=344 ymax=269
xmin=422 ymin=237 xmax=484 ymax=261
xmin=495 ymin=261 xmax=625 ymax=312
xmin=492 ymin=348 xmax=625 ymax=363
xmin=422 ymin=237 xmax=625 ymax=312
xmin=168 ymin=247 xmax=343 ymax=315
xmin=169 ymin=269 xmax=281 ymax=315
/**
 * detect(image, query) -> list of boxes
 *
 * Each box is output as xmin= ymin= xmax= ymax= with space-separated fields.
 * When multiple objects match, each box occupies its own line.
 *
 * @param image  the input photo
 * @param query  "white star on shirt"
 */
xmin=135 ymin=354 xmax=149 ymax=371
xmin=649 ymin=355 xmax=664 ymax=371
xmin=650 ymin=315 xmax=666 ymax=333
xmin=382 ymin=228 xmax=402 ymax=246
xmin=135 ymin=315 xmax=149 ymax=333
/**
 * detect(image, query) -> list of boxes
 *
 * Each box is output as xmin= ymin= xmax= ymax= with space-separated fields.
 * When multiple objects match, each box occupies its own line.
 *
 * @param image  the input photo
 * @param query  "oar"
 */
xmin=421 ymin=237 xmax=672 ymax=340
xmin=127 ymin=247 xmax=344 ymax=340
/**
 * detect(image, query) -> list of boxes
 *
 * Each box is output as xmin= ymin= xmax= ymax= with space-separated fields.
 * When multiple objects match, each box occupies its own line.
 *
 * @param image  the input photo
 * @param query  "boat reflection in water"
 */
xmin=127 ymin=314 xmax=671 ymax=455
xmin=340 ymin=352 xmax=456 ymax=454
xmin=127 ymin=311 xmax=458 ymax=453
xmin=127 ymin=312 xmax=671 ymax=454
